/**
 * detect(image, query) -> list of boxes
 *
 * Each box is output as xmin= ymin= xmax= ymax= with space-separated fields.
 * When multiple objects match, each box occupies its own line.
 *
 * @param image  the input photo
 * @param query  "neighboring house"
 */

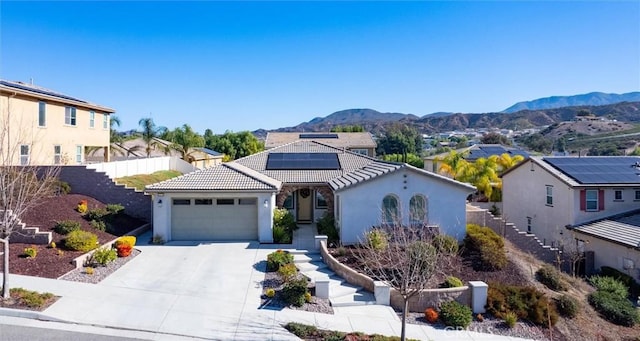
xmin=568 ymin=210 xmax=640 ymax=279
xmin=424 ymin=144 xmax=529 ymax=173
xmin=502 ymin=156 xmax=640 ymax=250
xmin=146 ymin=140 xmax=475 ymax=244
xmin=265 ymin=132 xmax=377 ymax=157
xmin=88 ymin=137 xmax=223 ymax=169
xmin=0 ymin=79 xmax=115 ymax=165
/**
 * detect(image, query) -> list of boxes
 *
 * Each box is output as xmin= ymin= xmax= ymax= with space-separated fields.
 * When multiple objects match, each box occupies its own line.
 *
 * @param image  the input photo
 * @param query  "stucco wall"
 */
xmin=151 ymin=191 xmax=275 ymax=242
xmin=87 ymin=157 xmax=196 ymax=179
xmin=336 ymin=168 xmax=471 ymax=245
xmin=573 ymin=188 xmax=640 ymax=225
xmin=1 ymin=93 xmax=110 ymax=165
xmin=575 ymin=234 xmax=640 ymax=281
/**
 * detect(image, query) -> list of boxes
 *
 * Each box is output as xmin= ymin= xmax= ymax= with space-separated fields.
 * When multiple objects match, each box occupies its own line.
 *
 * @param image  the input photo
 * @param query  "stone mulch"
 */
xmin=260 ymin=270 xmax=334 ymax=314
xmin=59 ymin=249 xmax=141 ymax=284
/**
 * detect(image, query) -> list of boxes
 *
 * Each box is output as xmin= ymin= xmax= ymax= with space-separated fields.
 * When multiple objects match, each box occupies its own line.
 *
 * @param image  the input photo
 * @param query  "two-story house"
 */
xmin=0 ymin=80 xmax=115 ymax=165
xmin=502 ymin=156 xmax=640 ymax=252
xmin=265 ymin=132 xmax=377 ymax=157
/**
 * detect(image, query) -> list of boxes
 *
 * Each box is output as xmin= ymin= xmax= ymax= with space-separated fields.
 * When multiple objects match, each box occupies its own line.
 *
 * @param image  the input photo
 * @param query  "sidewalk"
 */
xmin=0 ymin=239 xmax=536 ymax=341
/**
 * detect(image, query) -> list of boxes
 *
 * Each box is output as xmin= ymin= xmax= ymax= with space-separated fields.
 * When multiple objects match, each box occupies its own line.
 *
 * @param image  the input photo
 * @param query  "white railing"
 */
xmin=86 ymin=156 xmax=196 ymax=179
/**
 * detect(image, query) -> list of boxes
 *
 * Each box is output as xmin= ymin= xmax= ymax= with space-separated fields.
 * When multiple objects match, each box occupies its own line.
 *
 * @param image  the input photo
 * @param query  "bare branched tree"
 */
xmin=354 ymin=223 xmax=448 ymax=341
xmin=0 ymin=95 xmax=59 ymax=298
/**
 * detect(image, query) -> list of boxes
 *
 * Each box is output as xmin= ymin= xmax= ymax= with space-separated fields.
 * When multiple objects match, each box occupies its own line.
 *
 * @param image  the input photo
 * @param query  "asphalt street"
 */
xmin=0 ymin=323 xmax=151 ymax=341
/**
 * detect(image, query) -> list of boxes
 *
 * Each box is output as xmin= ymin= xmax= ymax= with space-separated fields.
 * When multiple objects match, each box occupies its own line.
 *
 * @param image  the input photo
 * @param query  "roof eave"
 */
xmin=0 ymin=85 xmax=115 ymax=113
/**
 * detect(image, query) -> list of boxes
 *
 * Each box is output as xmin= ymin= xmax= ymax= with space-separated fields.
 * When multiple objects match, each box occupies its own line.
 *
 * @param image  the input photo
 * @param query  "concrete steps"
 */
xmin=1 ymin=210 xmax=52 ymax=245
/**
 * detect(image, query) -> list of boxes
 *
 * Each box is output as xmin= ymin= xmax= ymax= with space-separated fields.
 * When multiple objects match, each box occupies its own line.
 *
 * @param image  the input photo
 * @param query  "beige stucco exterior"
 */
xmin=572 ymin=231 xmax=640 ymax=279
xmin=1 ymin=82 xmax=114 ymax=166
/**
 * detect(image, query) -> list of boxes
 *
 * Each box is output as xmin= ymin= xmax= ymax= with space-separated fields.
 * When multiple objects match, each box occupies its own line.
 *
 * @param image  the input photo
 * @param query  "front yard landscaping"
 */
xmin=0 ymin=288 xmax=58 ymax=311
xmin=1 ymin=193 xmax=145 ymax=279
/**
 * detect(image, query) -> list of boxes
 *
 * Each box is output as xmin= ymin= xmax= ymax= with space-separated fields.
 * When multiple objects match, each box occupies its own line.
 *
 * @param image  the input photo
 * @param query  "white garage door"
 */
xmin=171 ymin=198 xmax=258 ymax=240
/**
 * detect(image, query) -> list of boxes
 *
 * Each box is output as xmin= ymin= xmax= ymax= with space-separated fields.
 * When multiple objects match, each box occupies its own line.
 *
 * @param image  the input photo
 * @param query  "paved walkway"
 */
xmin=0 ymin=232 xmax=536 ymax=341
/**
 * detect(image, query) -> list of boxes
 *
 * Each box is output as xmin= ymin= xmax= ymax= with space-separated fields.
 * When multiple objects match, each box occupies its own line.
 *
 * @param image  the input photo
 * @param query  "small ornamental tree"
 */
xmin=354 ymin=223 xmax=445 ymax=341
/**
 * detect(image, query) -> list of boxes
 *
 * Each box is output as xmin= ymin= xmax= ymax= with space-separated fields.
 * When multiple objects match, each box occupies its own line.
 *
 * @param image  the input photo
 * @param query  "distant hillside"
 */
xmin=503 ymin=92 xmax=640 ymax=113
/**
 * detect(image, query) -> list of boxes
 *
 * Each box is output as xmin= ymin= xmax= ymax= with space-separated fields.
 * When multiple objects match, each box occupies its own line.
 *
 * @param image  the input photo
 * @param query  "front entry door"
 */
xmin=296 ymin=188 xmax=313 ymax=223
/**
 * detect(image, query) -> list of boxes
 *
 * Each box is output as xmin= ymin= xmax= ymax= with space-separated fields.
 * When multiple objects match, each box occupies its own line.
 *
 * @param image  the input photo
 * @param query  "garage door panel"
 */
xmin=171 ymin=198 xmax=258 ymax=241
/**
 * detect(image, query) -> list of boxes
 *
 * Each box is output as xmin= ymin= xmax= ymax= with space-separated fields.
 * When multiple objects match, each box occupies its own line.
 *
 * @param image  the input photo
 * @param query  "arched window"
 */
xmin=382 ymin=195 xmax=399 ymax=224
xmin=409 ymin=194 xmax=427 ymax=224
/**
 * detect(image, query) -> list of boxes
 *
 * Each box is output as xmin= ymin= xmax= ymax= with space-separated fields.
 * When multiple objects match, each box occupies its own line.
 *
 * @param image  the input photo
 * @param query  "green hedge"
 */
xmin=600 ymin=266 xmax=640 ymax=297
xmin=439 ymin=300 xmax=472 ymax=328
xmin=464 ymin=224 xmax=507 ymax=271
xmin=64 ymin=230 xmax=98 ymax=252
xmin=588 ymin=290 xmax=640 ymax=327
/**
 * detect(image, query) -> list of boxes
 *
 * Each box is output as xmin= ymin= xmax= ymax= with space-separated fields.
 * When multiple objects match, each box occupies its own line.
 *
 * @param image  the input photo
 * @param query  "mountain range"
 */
xmin=254 ymin=91 xmax=640 ymax=137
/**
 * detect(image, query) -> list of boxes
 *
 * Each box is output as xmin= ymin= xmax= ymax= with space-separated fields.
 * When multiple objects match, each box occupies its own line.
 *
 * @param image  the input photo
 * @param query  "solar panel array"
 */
xmin=0 ymin=80 xmax=87 ymax=103
xmin=266 ymin=153 xmax=341 ymax=170
xmin=466 ymin=146 xmax=529 ymax=161
xmin=299 ymin=133 xmax=339 ymax=139
xmin=544 ymin=157 xmax=640 ymax=184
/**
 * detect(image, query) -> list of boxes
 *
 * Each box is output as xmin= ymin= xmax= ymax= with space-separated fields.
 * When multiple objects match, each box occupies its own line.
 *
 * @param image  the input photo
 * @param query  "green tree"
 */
xmin=205 ymin=131 xmax=263 ymax=160
xmin=376 ymin=124 xmax=423 ymax=162
xmin=331 ymin=125 xmax=364 ymax=132
xmin=435 ymin=150 xmax=470 ymax=179
xmin=380 ymin=153 xmax=424 ymax=168
xmin=166 ymin=124 xmax=206 ymax=162
xmin=138 ymin=117 xmax=168 ymax=157
xmin=480 ymin=132 xmax=510 ymax=145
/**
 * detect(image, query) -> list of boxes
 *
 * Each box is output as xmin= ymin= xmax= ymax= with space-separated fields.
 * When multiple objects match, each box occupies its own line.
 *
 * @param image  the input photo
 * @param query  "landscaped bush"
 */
xmin=588 ymin=290 xmax=640 ymax=327
xmin=115 ymin=236 xmax=136 ymax=248
xmin=536 ymin=264 xmax=567 ymax=291
xmin=282 ymin=277 xmax=308 ymax=307
xmin=555 ymin=294 xmax=579 ymax=318
xmin=90 ymin=247 xmax=117 ymax=266
xmin=433 ymin=234 xmax=459 ymax=254
xmin=55 ymin=180 xmax=71 ymax=195
xmin=10 ymin=288 xmax=54 ymax=308
xmin=265 ymin=288 xmax=276 ymax=298
xmin=424 ymin=307 xmax=439 ymax=323
xmin=54 ymin=220 xmax=81 ymax=235
xmin=116 ymin=244 xmax=132 ymax=257
xmin=76 ymin=200 xmax=88 ymax=213
xmin=105 ymin=203 xmax=125 ymax=215
xmin=85 ymin=208 xmax=108 ymax=221
xmin=316 ymin=213 xmax=339 ymax=245
xmin=599 ymin=266 xmax=640 ymax=297
xmin=23 ymin=246 xmax=37 ymax=258
xmin=64 ymin=230 xmax=98 ymax=252
xmin=284 ymin=322 xmax=318 ymax=338
xmin=273 ymin=226 xmax=291 ymax=244
xmin=439 ymin=300 xmax=472 ymax=328
xmin=589 ymin=275 xmax=628 ymax=298
xmin=90 ymin=219 xmax=107 ymax=231
xmin=366 ymin=228 xmax=388 ymax=251
xmin=278 ymin=263 xmax=298 ymax=282
xmin=464 ymin=224 xmax=507 ymax=271
xmin=503 ymin=311 xmax=517 ymax=328
xmin=486 ymin=283 xmax=558 ymax=327
xmin=440 ymin=276 xmax=464 ymax=288
xmin=267 ymin=250 xmax=293 ymax=271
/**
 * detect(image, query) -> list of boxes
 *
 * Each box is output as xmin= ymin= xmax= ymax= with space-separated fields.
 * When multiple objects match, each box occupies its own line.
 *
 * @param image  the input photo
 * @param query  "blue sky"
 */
xmin=2 ymin=1 xmax=639 ymax=133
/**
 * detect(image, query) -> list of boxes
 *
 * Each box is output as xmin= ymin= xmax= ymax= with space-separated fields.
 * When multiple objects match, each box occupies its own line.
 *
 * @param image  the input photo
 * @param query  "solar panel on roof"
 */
xmin=266 ymin=152 xmax=341 ymax=170
xmin=299 ymin=133 xmax=339 ymax=139
xmin=544 ymin=157 xmax=640 ymax=184
xmin=0 ymin=80 xmax=87 ymax=103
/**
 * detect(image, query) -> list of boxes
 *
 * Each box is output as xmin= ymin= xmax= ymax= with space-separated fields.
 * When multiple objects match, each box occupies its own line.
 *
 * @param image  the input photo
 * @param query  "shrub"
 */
xmin=464 ymin=224 xmax=507 ymax=271
xmin=85 ymin=267 xmax=95 ymax=275
xmin=439 ymin=300 xmax=472 ymax=328
xmin=476 ymin=314 xmax=484 ymax=322
xmin=273 ymin=225 xmax=292 ymax=244
xmin=334 ymin=246 xmax=347 ymax=257
xmin=556 ymin=295 xmax=579 ymax=318
xmin=424 ymin=307 xmax=439 ymax=323
xmin=54 ymin=220 xmax=81 ymax=235
xmin=105 ymin=203 xmax=125 ymax=215
xmin=441 ymin=276 xmax=464 ymax=288
xmin=367 ymin=228 xmax=388 ymax=251
xmin=55 ymin=180 xmax=71 ymax=195
xmin=151 ymin=234 xmax=165 ymax=245
xmin=90 ymin=219 xmax=107 ymax=231
xmin=265 ymin=288 xmax=276 ymax=298
xmin=49 ymin=241 xmax=56 ymax=249
xmin=536 ymin=265 xmax=567 ymax=291
xmin=316 ymin=213 xmax=339 ymax=245
xmin=486 ymin=283 xmax=558 ymax=327
xmin=433 ymin=234 xmax=459 ymax=254
xmin=10 ymin=288 xmax=54 ymax=308
xmin=282 ymin=278 xmax=308 ymax=307
xmin=116 ymin=244 xmax=132 ymax=257
xmin=115 ymin=236 xmax=136 ymax=248
xmin=589 ymin=275 xmax=628 ymax=298
xmin=278 ymin=263 xmax=298 ymax=282
xmin=273 ymin=208 xmax=296 ymax=231
xmin=64 ymin=230 xmax=98 ymax=252
xmin=588 ymin=290 xmax=640 ymax=326
xmin=600 ymin=266 xmax=640 ymax=297
xmin=90 ymin=247 xmax=117 ymax=266
xmin=503 ymin=311 xmax=517 ymax=328
xmin=23 ymin=246 xmax=37 ymax=258
xmin=85 ymin=208 xmax=108 ymax=221
xmin=304 ymin=291 xmax=312 ymax=303
xmin=284 ymin=322 xmax=317 ymax=338
xmin=77 ymin=200 xmax=88 ymax=213
xmin=267 ymin=250 xmax=293 ymax=271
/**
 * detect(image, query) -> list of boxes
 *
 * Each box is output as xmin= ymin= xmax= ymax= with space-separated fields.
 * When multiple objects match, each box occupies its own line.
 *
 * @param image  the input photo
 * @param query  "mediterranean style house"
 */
xmin=0 ymin=79 xmax=115 ymax=165
xmin=502 ymin=156 xmax=640 ymax=252
xmin=146 ymin=140 xmax=475 ymax=244
xmin=265 ymin=132 xmax=377 ymax=157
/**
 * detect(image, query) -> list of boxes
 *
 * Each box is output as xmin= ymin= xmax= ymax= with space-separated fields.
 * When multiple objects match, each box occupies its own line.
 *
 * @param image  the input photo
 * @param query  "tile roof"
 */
xmin=147 ymin=140 xmax=474 ymax=193
xmin=195 ymin=147 xmax=223 ymax=157
xmin=265 ymin=132 xmax=376 ymax=149
xmin=425 ymin=144 xmax=528 ymax=161
xmin=572 ymin=210 xmax=640 ymax=248
xmin=146 ymin=163 xmax=281 ymax=192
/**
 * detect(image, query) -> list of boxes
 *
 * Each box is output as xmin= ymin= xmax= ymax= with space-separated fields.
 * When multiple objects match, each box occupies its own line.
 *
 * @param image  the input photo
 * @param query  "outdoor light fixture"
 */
xmin=157 ymin=198 xmax=163 ymax=207
xmin=263 ymin=200 xmax=269 ymax=208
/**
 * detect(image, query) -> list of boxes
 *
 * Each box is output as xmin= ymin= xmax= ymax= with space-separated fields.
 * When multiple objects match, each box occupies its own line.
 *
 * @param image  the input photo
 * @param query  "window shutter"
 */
xmin=580 ymin=190 xmax=586 ymax=211
xmin=598 ymin=189 xmax=605 ymax=211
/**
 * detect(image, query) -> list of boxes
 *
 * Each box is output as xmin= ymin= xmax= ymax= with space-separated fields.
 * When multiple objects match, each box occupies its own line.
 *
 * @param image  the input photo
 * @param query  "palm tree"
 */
xmin=138 ymin=117 xmax=167 ymax=158
xmin=435 ymin=150 xmax=469 ymax=179
xmin=167 ymin=124 xmax=205 ymax=163
xmin=465 ymin=157 xmax=500 ymax=200
xmin=494 ymin=153 xmax=525 ymax=174
xmin=87 ymin=115 xmax=139 ymax=162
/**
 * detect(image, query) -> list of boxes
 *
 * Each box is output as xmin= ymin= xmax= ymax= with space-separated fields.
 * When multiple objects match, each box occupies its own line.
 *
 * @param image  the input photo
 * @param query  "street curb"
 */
xmin=0 ymin=307 xmax=72 ymax=323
